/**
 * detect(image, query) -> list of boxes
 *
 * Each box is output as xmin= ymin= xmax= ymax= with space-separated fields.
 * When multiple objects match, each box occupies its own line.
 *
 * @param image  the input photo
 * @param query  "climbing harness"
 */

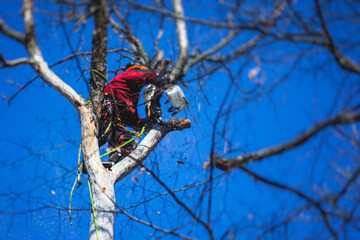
xmin=102 ymin=94 xmax=141 ymax=137
xmin=94 ymin=68 xmax=146 ymax=137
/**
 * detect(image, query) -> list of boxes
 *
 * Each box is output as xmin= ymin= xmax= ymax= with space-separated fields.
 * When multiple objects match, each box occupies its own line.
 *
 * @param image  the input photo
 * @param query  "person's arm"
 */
xmin=120 ymin=102 xmax=144 ymax=130
xmin=125 ymin=69 xmax=166 ymax=87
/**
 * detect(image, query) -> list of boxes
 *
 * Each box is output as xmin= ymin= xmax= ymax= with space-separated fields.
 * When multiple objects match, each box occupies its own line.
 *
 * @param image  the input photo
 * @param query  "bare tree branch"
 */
xmin=5 ymin=48 xmax=132 ymax=105
xmin=152 ymin=12 xmax=165 ymax=66
xmin=127 ymin=0 xmax=233 ymax=29
xmin=240 ymin=166 xmax=338 ymax=239
xmin=170 ymin=0 xmax=189 ymax=82
xmin=216 ymin=110 xmax=360 ymax=170
xmin=111 ymin=118 xmax=191 ymax=183
xmin=110 ymin=6 xmax=150 ymax=64
xmin=126 ymin=0 xmax=285 ymax=30
xmin=255 ymin=207 xmax=308 ymax=240
xmin=250 ymin=1 xmax=360 ymax=74
xmin=332 ymin=166 xmax=360 ymax=204
xmin=139 ymin=162 xmax=214 ymax=240
xmin=116 ymin=206 xmax=196 ymax=240
xmin=193 ymin=34 xmax=263 ymax=64
xmin=0 ymin=18 xmax=26 ymax=43
xmin=22 ymin=0 xmax=84 ymax=108
xmin=123 ymin=172 xmax=227 ymax=211
xmin=314 ymin=0 xmax=360 ymax=74
xmin=184 ymin=0 xmax=288 ymax=73
xmin=184 ymin=29 xmax=237 ymax=74
xmin=2 ymin=1 xmax=359 ymax=239
xmin=0 ymin=54 xmax=32 ymax=68
xmin=337 ymin=199 xmax=360 ymax=234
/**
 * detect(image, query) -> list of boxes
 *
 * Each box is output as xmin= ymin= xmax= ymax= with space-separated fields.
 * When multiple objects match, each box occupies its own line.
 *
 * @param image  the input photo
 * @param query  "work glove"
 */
xmin=156 ymin=73 xmax=167 ymax=87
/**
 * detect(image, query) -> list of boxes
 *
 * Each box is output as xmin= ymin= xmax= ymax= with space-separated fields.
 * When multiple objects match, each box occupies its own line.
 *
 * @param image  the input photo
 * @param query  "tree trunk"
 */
xmin=78 ymin=104 xmax=115 ymax=240
xmin=87 ymin=0 xmax=112 ymax=237
xmin=89 ymin=178 xmax=115 ymax=240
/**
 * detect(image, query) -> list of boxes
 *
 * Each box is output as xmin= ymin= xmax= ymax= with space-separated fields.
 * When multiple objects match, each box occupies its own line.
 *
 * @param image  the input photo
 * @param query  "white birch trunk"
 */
xmin=78 ymin=105 xmax=116 ymax=240
xmin=88 ymin=179 xmax=115 ymax=240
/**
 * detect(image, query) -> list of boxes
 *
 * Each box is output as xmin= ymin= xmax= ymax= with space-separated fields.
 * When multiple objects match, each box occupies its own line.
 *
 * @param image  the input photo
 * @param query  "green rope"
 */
xmin=88 ymin=180 xmax=100 ymax=240
xmin=69 ymin=177 xmax=77 ymax=226
xmin=69 ymin=144 xmax=83 ymax=225
xmin=91 ymin=68 xmax=107 ymax=82
xmin=100 ymin=126 xmax=145 ymax=158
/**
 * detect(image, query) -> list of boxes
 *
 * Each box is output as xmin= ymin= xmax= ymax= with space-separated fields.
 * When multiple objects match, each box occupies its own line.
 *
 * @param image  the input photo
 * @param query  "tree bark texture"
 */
xmin=90 ymin=0 xmax=109 ymax=120
xmin=170 ymin=0 xmax=188 ymax=82
xmin=79 ymin=105 xmax=115 ymax=240
xmin=88 ymin=175 xmax=115 ymax=240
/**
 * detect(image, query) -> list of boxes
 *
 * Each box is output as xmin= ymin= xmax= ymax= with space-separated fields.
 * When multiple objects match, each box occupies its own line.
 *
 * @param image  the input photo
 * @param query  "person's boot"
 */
xmin=108 ymin=152 xmax=124 ymax=164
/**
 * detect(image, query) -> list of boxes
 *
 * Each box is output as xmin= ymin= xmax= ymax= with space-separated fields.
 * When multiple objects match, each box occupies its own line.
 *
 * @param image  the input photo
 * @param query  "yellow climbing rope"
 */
xmin=100 ymin=126 xmax=145 ymax=158
xmin=88 ymin=179 xmax=100 ymax=240
xmin=69 ymin=144 xmax=83 ymax=226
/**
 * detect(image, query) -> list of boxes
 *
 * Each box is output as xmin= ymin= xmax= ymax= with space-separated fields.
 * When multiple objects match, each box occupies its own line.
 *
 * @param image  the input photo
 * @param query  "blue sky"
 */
xmin=1 ymin=1 xmax=360 ymax=239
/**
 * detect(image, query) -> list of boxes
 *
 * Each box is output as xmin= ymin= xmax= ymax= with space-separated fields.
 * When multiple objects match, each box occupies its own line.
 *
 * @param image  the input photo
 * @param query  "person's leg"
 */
xmin=108 ymin=128 xmax=137 ymax=163
xmin=98 ymin=111 xmax=112 ymax=147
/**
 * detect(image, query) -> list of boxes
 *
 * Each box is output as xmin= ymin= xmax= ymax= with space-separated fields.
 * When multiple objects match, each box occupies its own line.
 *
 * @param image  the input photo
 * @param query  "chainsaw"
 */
xmin=144 ymin=83 xmax=188 ymax=119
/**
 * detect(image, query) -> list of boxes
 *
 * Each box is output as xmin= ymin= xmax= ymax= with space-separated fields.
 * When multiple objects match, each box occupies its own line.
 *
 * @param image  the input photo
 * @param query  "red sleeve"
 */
xmin=122 ymin=102 xmax=143 ymax=130
xmin=124 ymin=69 xmax=162 ymax=87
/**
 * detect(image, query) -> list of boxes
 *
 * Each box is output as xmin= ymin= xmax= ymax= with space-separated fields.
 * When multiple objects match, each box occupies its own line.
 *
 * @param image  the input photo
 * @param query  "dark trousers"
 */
xmin=98 ymin=112 xmax=136 ymax=163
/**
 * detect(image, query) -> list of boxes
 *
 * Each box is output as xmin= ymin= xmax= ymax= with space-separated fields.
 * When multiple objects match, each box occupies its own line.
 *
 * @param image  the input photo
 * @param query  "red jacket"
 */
xmin=103 ymin=68 xmax=162 ymax=129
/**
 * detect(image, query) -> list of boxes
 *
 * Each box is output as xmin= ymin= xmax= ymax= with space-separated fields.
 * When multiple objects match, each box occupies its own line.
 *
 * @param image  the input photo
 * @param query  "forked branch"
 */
xmin=111 ymin=118 xmax=191 ymax=183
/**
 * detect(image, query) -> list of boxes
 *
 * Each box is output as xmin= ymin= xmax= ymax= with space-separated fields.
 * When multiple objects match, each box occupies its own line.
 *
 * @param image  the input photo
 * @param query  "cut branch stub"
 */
xmin=163 ymin=118 xmax=191 ymax=132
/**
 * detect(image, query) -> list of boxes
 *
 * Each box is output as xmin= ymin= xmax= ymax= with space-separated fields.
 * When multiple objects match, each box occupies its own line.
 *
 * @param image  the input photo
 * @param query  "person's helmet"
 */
xmin=125 ymin=62 xmax=148 ymax=71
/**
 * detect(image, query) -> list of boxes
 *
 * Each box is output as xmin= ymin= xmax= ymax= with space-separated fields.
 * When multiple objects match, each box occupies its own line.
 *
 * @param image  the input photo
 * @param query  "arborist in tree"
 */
xmin=98 ymin=62 xmax=166 ymax=164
